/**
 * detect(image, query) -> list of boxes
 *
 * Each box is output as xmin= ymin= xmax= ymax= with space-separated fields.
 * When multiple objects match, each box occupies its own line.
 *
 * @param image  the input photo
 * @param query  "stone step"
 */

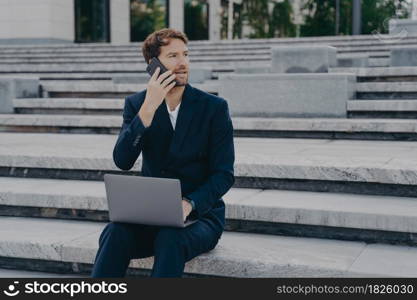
xmin=0 ymin=35 xmax=410 ymax=53
xmin=0 ymin=54 xmax=387 ymax=67
xmin=0 ymin=72 xmax=134 ymax=81
xmin=2 ymin=113 xmax=417 ymax=140
xmin=357 ymin=82 xmax=417 ymax=92
xmin=0 ymin=54 xmax=271 ymax=64
xmin=0 ymin=268 xmax=83 ymax=278
xmin=16 ymin=97 xmax=415 ymax=111
xmin=40 ymin=81 xmax=220 ymax=98
xmin=368 ymin=58 xmax=389 ymax=67
xmin=0 ymin=71 xmax=231 ymax=81
xmin=357 ymin=82 xmax=417 ymax=100
xmin=0 ymin=50 xmax=388 ymax=61
xmin=331 ymin=67 xmax=417 ymax=82
xmin=13 ymin=98 xmax=123 ymax=115
xmin=0 ymin=59 xmax=393 ymax=75
xmin=2 ymin=216 xmax=417 ymax=277
xmin=0 ymin=57 xmax=387 ymax=69
xmin=348 ymin=100 xmax=417 ymax=111
xmin=338 ymin=51 xmax=389 ymax=58
xmin=6 ymin=66 xmax=416 ymax=83
xmin=0 ymin=49 xmax=271 ymax=59
xmin=0 ymin=38 xmax=401 ymax=51
xmin=348 ymin=100 xmax=417 ymax=118
xmin=1 ymin=177 xmax=417 ymax=244
xmin=0 ymin=36 xmax=415 ymax=54
xmin=0 ymin=52 xmax=386 ymax=62
xmin=35 ymin=81 xmax=417 ymax=100
xmin=0 ymin=62 xmax=261 ymax=74
xmin=0 ymin=133 xmax=416 ymax=197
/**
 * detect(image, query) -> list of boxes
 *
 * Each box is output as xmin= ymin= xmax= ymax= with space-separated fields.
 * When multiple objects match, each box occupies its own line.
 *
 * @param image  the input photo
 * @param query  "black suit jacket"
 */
xmin=113 ymin=84 xmax=235 ymax=232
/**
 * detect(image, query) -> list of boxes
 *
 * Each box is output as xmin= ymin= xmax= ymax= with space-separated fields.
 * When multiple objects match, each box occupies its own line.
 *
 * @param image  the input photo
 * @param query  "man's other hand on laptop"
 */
xmin=182 ymin=200 xmax=192 ymax=222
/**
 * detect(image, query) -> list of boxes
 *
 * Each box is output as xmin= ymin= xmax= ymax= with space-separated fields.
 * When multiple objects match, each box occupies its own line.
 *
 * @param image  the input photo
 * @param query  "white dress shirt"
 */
xmin=166 ymin=101 xmax=181 ymax=130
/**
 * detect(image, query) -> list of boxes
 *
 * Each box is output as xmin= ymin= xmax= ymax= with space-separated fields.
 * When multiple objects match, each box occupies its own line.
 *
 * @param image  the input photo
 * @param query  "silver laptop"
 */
xmin=104 ymin=174 xmax=197 ymax=228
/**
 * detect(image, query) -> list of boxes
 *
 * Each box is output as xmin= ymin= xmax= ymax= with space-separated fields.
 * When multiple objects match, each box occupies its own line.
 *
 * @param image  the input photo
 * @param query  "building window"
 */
xmin=130 ymin=0 xmax=168 ymax=42
xmin=75 ymin=0 xmax=110 ymax=43
xmin=184 ymin=0 xmax=208 ymax=40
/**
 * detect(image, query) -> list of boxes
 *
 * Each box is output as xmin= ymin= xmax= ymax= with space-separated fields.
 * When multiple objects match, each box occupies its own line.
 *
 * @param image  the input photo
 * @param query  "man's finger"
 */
xmin=161 ymin=74 xmax=176 ymax=88
xmin=164 ymin=80 xmax=177 ymax=91
xmin=156 ymin=70 xmax=173 ymax=84
xmin=150 ymin=67 xmax=160 ymax=81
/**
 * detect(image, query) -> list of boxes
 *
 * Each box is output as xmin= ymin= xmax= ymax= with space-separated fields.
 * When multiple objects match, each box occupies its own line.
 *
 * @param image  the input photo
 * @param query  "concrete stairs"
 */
xmin=1 ymin=177 xmax=417 ymax=244
xmin=5 ymin=216 xmax=417 ymax=277
xmin=329 ymin=67 xmax=417 ymax=117
xmin=1 ymin=111 xmax=417 ymax=140
xmin=348 ymin=100 xmax=417 ymax=118
xmin=3 ymin=34 xmax=417 ymax=75
xmin=0 ymin=132 xmax=417 ymax=276
xmin=1 ymin=36 xmax=417 ymax=277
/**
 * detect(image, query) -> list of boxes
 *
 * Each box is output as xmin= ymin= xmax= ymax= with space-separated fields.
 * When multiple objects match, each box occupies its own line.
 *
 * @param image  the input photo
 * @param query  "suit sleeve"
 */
xmin=186 ymin=100 xmax=235 ymax=217
xmin=113 ymin=96 xmax=149 ymax=171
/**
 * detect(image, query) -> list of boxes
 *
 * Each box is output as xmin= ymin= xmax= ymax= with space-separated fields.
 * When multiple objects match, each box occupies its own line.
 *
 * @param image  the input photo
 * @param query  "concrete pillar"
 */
xmin=291 ymin=0 xmax=304 ymax=37
xmin=412 ymin=0 xmax=417 ymax=20
xmin=110 ymin=0 xmax=130 ymax=44
xmin=0 ymin=0 xmax=74 ymax=44
xmin=352 ymin=0 xmax=362 ymax=35
xmin=169 ymin=0 xmax=184 ymax=31
xmin=209 ymin=0 xmax=221 ymax=41
xmin=227 ymin=0 xmax=234 ymax=39
xmin=335 ymin=0 xmax=340 ymax=35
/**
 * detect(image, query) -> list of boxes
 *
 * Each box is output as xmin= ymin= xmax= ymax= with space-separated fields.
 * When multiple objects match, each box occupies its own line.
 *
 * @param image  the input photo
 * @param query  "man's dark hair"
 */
xmin=142 ymin=28 xmax=189 ymax=64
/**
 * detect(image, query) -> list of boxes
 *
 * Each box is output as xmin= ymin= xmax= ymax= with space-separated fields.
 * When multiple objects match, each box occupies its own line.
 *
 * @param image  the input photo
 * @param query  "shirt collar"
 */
xmin=166 ymin=101 xmax=181 ymax=114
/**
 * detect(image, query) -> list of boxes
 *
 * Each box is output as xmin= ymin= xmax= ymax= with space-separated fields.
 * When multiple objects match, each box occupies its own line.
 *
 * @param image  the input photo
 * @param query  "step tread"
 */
xmin=1 ymin=177 xmax=417 ymax=233
xmin=40 ymin=81 xmax=220 ymax=94
xmin=331 ymin=66 xmax=417 ymax=77
xmin=16 ymin=98 xmax=417 ymax=112
xmin=13 ymin=98 xmax=123 ymax=109
xmin=1 ymin=114 xmax=417 ymax=133
xmin=0 ymin=133 xmax=416 ymax=185
xmin=0 ymin=268 xmax=82 ymax=278
xmin=1 ymin=216 xmax=417 ymax=277
xmin=348 ymin=100 xmax=417 ymax=111
xmin=0 ymin=42 xmax=412 ymax=53
xmin=357 ymin=82 xmax=417 ymax=92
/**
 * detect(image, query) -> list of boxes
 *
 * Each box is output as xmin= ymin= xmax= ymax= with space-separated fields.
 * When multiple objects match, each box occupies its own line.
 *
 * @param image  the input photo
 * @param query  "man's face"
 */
xmin=158 ymin=38 xmax=189 ymax=86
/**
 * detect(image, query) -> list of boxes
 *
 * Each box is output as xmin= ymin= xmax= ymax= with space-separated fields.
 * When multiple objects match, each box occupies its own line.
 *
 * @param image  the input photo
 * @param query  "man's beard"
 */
xmin=175 ymin=76 xmax=188 ymax=86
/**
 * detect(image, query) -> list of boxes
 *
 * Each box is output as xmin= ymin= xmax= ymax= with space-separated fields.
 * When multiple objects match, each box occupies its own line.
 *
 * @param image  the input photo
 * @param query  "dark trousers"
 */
xmin=91 ymin=219 xmax=222 ymax=278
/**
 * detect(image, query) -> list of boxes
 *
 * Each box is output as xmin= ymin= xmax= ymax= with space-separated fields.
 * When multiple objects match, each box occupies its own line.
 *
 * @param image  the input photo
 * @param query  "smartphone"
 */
xmin=146 ymin=57 xmax=179 ymax=86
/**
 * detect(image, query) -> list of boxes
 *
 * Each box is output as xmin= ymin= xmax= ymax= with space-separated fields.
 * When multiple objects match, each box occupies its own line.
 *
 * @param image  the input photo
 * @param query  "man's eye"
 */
xmin=184 ymin=53 xmax=188 ymax=56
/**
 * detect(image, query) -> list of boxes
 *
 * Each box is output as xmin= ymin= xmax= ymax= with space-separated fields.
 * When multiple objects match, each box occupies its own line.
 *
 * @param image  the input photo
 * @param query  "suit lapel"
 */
xmin=168 ymin=84 xmax=196 ymax=156
xmin=153 ymin=99 xmax=174 ymax=136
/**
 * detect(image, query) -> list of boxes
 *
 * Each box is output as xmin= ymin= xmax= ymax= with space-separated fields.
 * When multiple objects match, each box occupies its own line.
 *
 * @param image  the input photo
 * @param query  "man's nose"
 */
xmin=177 ymin=55 xmax=189 ymax=67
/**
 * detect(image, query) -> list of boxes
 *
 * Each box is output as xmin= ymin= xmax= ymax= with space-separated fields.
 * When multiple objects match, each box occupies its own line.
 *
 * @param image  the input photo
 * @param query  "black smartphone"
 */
xmin=146 ymin=57 xmax=179 ymax=86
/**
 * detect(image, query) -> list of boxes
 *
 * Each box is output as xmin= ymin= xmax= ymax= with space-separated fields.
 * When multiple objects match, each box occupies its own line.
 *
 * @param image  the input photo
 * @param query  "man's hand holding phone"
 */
xmin=138 ymin=67 xmax=176 ymax=127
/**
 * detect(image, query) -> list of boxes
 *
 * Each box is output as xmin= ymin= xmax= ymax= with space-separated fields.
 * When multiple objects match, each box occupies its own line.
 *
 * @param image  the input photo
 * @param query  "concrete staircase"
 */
xmin=1 ymin=35 xmax=417 ymax=277
xmin=1 ymin=34 xmax=417 ymax=75
xmin=331 ymin=67 xmax=417 ymax=119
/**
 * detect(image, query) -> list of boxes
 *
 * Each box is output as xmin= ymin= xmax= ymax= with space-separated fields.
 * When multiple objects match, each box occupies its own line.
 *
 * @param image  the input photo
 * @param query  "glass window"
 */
xmin=75 ymin=0 xmax=110 ymax=43
xmin=184 ymin=0 xmax=209 ymax=40
xmin=130 ymin=0 xmax=168 ymax=42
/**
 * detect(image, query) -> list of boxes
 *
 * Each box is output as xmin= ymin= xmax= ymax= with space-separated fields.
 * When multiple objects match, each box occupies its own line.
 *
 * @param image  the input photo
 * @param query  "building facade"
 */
xmin=0 ymin=0 xmax=223 ymax=44
xmin=1 ymin=0 xmax=414 ymax=45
